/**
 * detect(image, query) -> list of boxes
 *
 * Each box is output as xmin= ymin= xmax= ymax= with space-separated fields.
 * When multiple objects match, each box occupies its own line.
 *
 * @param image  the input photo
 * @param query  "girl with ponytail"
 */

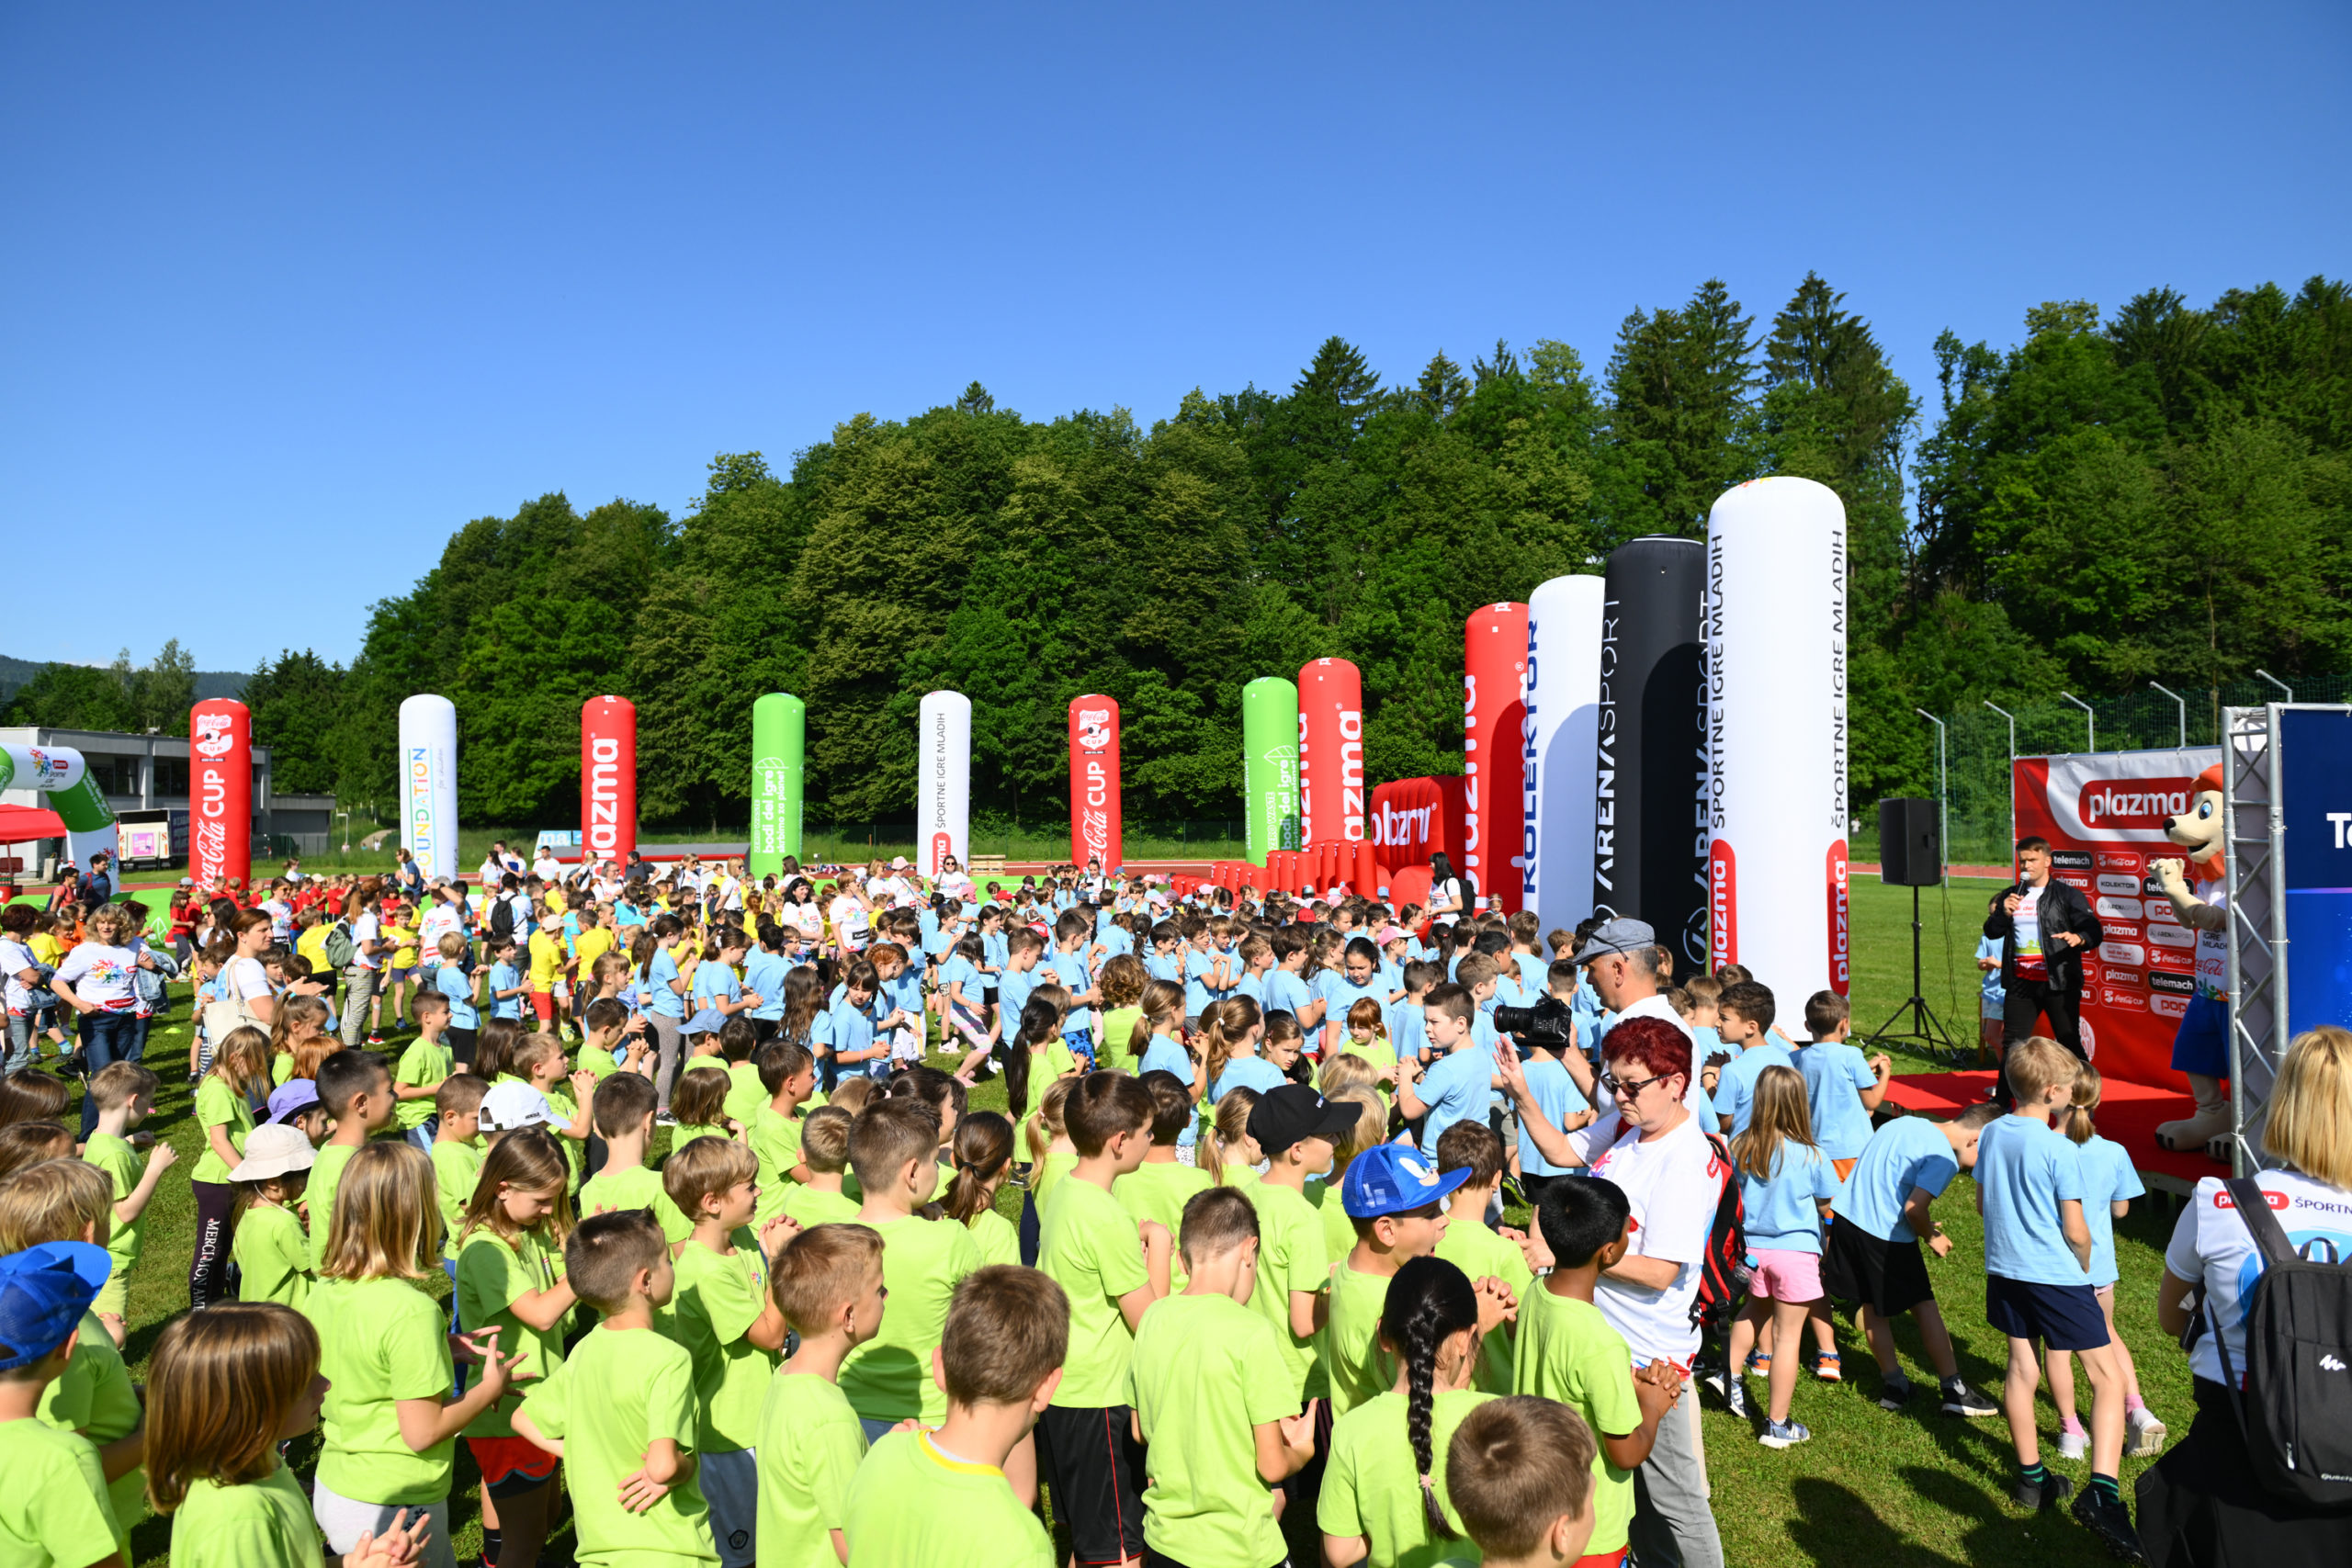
xmin=1198 ymin=1085 xmax=1262 ymax=1189
xmin=1002 ymin=992 xmax=1072 ymax=1128
xmin=1201 ymin=997 xmax=1283 ymax=1105
xmin=944 ymin=1110 xmax=1020 ymax=1268
xmin=1320 ymin=1255 xmax=1499 ymax=1566
xmin=2044 ymin=1062 xmax=2158 ymax=1461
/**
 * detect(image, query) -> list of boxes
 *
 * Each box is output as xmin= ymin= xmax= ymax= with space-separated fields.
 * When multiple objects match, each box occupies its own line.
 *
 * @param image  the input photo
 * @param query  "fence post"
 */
xmin=2149 ymin=681 xmax=2188 ymax=750
xmin=1984 ymin=702 xmax=2017 ymax=851
xmin=2255 ymin=669 xmax=2294 ymax=702
xmin=2060 ymin=692 xmax=2095 ymax=753
xmin=1915 ymin=710 xmax=1949 ymax=881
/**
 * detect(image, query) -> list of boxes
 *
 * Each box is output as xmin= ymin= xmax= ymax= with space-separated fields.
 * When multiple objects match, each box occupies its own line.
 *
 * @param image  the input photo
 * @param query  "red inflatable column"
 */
xmin=189 ymin=698 xmax=253 ymax=890
xmin=1298 ymin=659 xmax=1365 ymax=853
xmin=1068 ymin=696 xmax=1122 ymax=871
xmin=1464 ymin=604 xmax=1530 ymax=913
xmin=581 ymin=696 xmax=639 ymax=869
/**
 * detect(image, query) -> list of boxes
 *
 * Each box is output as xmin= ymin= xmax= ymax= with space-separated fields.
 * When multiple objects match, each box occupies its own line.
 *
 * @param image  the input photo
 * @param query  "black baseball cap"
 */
xmin=1247 ymin=1084 xmax=1363 ymax=1159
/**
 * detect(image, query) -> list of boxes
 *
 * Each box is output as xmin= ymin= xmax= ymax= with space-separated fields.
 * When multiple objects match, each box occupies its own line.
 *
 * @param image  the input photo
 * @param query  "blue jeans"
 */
xmin=76 ymin=1011 xmax=140 ymax=1137
xmin=4 ymin=1014 xmax=41 ymax=1075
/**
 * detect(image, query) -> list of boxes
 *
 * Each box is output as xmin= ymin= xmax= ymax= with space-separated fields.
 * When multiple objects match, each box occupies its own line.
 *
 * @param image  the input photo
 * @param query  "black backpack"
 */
xmin=1688 ymin=1129 xmax=1750 ymax=1343
xmin=2208 ymin=1178 xmax=2352 ymax=1509
xmin=489 ymin=895 xmax=516 ymax=942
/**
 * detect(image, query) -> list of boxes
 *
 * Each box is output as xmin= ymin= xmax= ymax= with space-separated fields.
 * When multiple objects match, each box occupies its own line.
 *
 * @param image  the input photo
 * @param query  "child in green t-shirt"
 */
xmin=308 ymin=1049 xmax=400 ymax=1269
xmin=0 ymin=1241 xmax=125 ymax=1568
xmin=780 ymin=1106 xmax=862 ymax=1230
xmin=1441 ymin=1396 xmax=1601 ymax=1568
xmin=1432 ymin=1121 xmax=1537 ymax=1393
xmin=80 ymin=1061 xmax=175 ymax=1344
xmin=717 ymin=1014 xmax=769 ymax=1132
xmin=1125 ymin=1187 xmax=1313 ymax=1568
xmin=392 ymin=993 xmax=456 ymax=1150
xmin=1327 ymin=1140 xmax=1499 ymax=1418
xmin=749 ymin=1042 xmax=819 ymax=1221
xmin=227 ymin=1125 xmax=316 ymax=1313
xmin=841 ymin=1264 xmax=1067 ymax=1568
xmin=1112 ymin=1070 xmax=1212 ymax=1289
xmin=577 ymin=1073 xmax=691 ymax=1247
xmin=662 ymin=1134 xmax=794 ymax=1565
xmin=669 ymin=1064 xmax=734 ymax=1150
xmin=841 ymin=1100 xmax=984 ymax=1434
xmin=759 ymin=1222 xmax=887 ymax=1568
xmin=1035 ymin=1073 xmax=1172 ymax=1567
xmin=514 ymin=1032 xmax=597 ymax=1192
xmin=1510 ymin=1175 xmax=1683 ymax=1568
xmin=514 ymin=1210 xmax=716 ymax=1568
xmin=1240 ymin=1083 xmax=1360 ymax=1414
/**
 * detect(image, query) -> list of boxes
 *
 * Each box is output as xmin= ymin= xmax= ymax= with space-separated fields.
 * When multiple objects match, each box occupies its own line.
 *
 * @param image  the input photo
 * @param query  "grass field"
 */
xmin=84 ymin=872 xmax=2183 ymax=1567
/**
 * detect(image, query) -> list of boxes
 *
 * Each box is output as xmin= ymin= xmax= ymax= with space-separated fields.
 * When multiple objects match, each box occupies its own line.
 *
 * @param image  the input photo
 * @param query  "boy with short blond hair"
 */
xmin=841 ymin=1100 xmax=982 ymax=1436
xmin=1444 ymin=1396 xmax=1601 ymax=1568
xmin=780 ymin=1106 xmax=860 ymax=1229
xmin=759 ymin=1222 xmax=886 ymax=1568
xmin=395 ymin=990 xmax=456 ymax=1151
xmin=80 ymin=1062 xmax=174 ymax=1345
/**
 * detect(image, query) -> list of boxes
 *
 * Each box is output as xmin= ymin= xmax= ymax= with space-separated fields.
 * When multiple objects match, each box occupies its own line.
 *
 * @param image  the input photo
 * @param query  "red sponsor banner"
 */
xmin=1709 ymin=840 xmax=1736 ymax=971
xmin=1464 ymin=603 xmax=1529 ymax=912
xmin=1370 ymin=777 xmax=1464 ymax=863
xmin=581 ymin=696 xmax=639 ymax=867
xmin=1068 ymin=695 xmax=1123 ymax=871
xmin=1299 ymin=660 xmax=1364 ymax=848
xmin=2013 ymin=750 xmax=2219 ymax=1088
xmin=1826 ymin=839 xmax=1850 ymax=996
xmin=189 ymin=698 xmax=252 ymax=890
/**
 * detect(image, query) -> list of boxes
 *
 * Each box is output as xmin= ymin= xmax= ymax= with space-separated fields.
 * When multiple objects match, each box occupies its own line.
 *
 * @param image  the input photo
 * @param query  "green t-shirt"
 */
xmin=781 ymin=1183 xmax=862 ymax=1231
xmin=273 ymin=1055 xmax=295 ymax=1086
xmin=1038 ymin=1176 xmax=1151 ymax=1407
xmin=966 ymin=1207 xmax=1021 ymax=1269
xmin=393 ymin=1037 xmax=454 ymax=1130
xmin=233 ymin=1201 xmax=312 ymax=1314
xmin=455 ymin=1228 xmax=568 ymax=1438
xmin=1113 ymin=1159 xmax=1211 ymax=1274
xmin=168 ymin=1464 xmax=322 ymax=1568
xmin=749 ymin=1106 xmax=806 ymax=1221
xmin=82 ymin=1133 xmax=144 ymax=1274
xmin=1041 ymin=1036 xmax=1080 ymax=1083
xmin=1030 ymin=1148 xmax=1077 ymax=1211
xmin=842 ymin=1429 xmax=1054 ymax=1568
xmin=723 ymin=1061 xmax=769 ymax=1129
xmin=429 ymin=1137 xmax=484 ymax=1263
xmin=755 ymin=1372 xmax=867 ymax=1568
xmin=39 ymin=1312 xmax=143 ymax=1526
xmin=1310 ymin=1180 xmax=1356 ymax=1292
xmin=1325 ymin=1259 xmax=1400 ymax=1418
xmin=671 ymin=1120 xmax=730 ymax=1151
xmin=520 ymin=1324 xmax=717 ymax=1566
xmin=307 ymin=1140 xmax=363 ymax=1268
xmin=580 ymin=1163 xmax=693 ymax=1246
xmin=671 ymin=1240 xmax=779 ymax=1451
xmin=311 ymin=1275 xmax=459 ymax=1506
xmin=1339 ymin=1034 xmax=1400 ymax=1079
xmin=1242 ymin=1180 xmax=1329 ymax=1403
xmin=0 ymin=1417 xmax=122 ymax=1568
xmin=192 ymin=1073 xmax=255 ymax=1186
xmin=1317 ymin=1388 xmax=1497 ymax=1568
xmin=1124 ymin=1292 xmax=1295 ymax=1568
xmin=1511 ymin=1285 xmax=1641 ymax=1558
xmin=543 ymin=1083 xmax=586 ymax=1189
xmin=838 ymin=1213 xmax=982 ymax=1425
xmin=1434 ymin=1214 xmax=1535 ymax=1394
xmin=1098 ymin=1005 xmax=1145 ymax=1074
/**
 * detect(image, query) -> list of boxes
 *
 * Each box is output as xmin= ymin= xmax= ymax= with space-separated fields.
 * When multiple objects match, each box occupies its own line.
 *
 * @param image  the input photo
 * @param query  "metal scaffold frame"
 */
xmin=2221 ymin=705 xmax=2287 ymax=1176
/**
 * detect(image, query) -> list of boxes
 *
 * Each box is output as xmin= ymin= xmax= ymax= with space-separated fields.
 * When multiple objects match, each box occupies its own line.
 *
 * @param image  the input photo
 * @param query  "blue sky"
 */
xmin=5 ymin=1 xmax=2344 ymax=673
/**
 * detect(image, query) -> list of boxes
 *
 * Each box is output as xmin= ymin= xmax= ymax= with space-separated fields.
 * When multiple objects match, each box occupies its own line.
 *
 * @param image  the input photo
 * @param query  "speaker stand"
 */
xmin=1867 ymin=883 xmax=1965 ymax=1064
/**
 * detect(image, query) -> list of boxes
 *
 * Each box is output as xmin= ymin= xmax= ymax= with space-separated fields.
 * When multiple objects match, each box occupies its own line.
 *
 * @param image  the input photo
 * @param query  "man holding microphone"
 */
xmin=1981 ymin=835 xmax=2104 ymax=1101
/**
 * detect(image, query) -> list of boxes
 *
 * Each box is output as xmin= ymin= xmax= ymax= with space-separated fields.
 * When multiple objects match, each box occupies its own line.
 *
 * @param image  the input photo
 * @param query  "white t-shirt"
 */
xmin=2193 ymin=877 xmax=2230 ymax=998
xmin=223 ymin=954 xmax=275 ymax=1003
xmin=350 ymin=912 xmax=382 ymax=971
xmin=1430 ymin=878 xmax=1464 ymax=924
xmin=533 ymin=853 xmax=562 ymax=883
xmin=2012 ymin=885 xmax=2047 ymax=978
xmin=1588 ymin=1111 xmax=1722 ymax=1370
xmin=1596 ymin=994 xmax=1714 ymax=1120
xmin=2165 ymin=1168 xmax=2352 ymax=1386
xmin=3 ymin=938 xmax=46 ymax=1013
xmin=830 ymin=895 xmax=871 ymax=950
xmin=54 ymin=943 xmax=141 ymax=1011
xmin=781 ymin=900 xmax=824 ymax=940
xmin=419 ymin=902 xmax=461 ymax=951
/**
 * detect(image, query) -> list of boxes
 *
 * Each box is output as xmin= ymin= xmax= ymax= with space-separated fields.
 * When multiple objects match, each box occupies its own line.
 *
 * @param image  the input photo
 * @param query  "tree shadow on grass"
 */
xmin=1788 ymin=1476 xmax=1968 ymax=1568
xmin=1901 ymin=1461 xmax=2100 ymax=1566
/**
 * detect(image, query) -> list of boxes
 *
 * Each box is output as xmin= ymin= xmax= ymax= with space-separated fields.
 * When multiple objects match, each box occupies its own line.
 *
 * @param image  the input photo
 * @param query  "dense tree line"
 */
xmin=15 ymin=275 xmax=2344 ymax=832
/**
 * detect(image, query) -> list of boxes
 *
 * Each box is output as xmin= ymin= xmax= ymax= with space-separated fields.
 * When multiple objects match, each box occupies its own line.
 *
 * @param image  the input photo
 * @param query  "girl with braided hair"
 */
xmin=1317 ymin=1254 xmax=1499 ymax=1567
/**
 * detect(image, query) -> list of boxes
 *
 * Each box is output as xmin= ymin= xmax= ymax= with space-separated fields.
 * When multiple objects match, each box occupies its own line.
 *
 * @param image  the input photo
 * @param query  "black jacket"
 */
xmin=1983 ymin=875 xmax=2104 ymax=994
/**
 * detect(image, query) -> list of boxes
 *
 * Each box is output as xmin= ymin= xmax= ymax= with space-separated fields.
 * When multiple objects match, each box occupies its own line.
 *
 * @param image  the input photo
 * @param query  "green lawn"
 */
xmin=86 ymin=873 xmax=2184 ymax=1566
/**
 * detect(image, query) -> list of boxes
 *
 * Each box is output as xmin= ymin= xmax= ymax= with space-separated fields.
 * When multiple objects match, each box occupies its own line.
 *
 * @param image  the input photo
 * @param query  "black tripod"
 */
xmin=1868 ymin=883 xmax=1964 ymax=1063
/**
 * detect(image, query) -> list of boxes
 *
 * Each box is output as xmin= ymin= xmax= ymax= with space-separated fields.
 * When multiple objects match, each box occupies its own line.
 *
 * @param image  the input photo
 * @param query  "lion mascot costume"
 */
xmin=2150 ymin=762 xmax=2232 ymax=1156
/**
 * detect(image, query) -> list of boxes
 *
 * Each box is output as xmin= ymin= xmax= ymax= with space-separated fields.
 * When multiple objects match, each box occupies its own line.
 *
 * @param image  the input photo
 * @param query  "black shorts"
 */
xmin=751 ymin=1017 xmax=781 ymax=1045
xmin=1821 ymin=1214 xmax=1935 ymax=1317
xmin=1035 ymin=1404 xmax=1146 ymax=1565
xmin=1985 ymin=1273 xmax=2109 ymax=1352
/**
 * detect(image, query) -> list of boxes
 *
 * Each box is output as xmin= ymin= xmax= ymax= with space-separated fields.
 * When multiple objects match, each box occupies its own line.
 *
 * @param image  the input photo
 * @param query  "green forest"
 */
xmin=9 ymin=273 xmax=2347 ymax=839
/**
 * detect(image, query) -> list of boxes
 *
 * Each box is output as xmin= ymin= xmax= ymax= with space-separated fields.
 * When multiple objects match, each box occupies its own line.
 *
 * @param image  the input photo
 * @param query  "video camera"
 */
xmin=1490 ymin=992 xmax=1577 ymax=1051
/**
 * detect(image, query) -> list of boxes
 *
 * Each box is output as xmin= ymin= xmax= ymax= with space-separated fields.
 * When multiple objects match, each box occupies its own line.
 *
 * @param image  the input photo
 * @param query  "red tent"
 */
xmin=0 ymin=805 xmax=68 ymax=843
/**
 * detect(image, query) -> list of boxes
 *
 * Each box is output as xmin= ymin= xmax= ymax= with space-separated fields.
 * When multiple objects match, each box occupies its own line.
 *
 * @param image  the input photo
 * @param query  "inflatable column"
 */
xmin=1707 ymin=479 xmax=1849 ymax=998
xmin=918 ymin=691 xmax=971 ymax=874
xmin=750 ymin=694 xmax=806 ymax=877
xmin=189 ymin=699 xmax=252 ymax=888
xmin=1593 ymin=538 xmax=1708 ymax=967
xmin=1523 ymin=576 xmax=1604 ymax=935
xmin=0 ymin=744 xmax=119 ymax=871
xmin=581 ymin=696 xmax=638 ymax=869
xmin=397 ymin=694 xmax=458 ymax=879
xmin=1299 ymin=659 xmax=1365 ymax=851
xmin=1242 ymin=677 xmax=1301 ymax=866
xmin=1069 ymin=695 xmax=1122 ymax=870
xmin=1465 ymin=603 xmax=1530 ymax=914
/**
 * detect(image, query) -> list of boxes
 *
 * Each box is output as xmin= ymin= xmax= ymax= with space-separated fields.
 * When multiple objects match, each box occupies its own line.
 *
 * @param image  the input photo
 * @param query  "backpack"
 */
xmin=1688 ymin=1128 xmax=1750 ymax=1343
xmin=2207 ymin=1177 xmax=2352 ymax=1509
xmin=322 ymin=919 xmax=357 ymax=970
xmin=489 ymin=895 xmax=516 ymax=942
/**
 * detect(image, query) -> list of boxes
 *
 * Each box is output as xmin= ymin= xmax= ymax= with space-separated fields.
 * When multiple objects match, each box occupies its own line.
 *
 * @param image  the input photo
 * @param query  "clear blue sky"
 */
xmin=5 ymin=1 xmax=2344 ymax=673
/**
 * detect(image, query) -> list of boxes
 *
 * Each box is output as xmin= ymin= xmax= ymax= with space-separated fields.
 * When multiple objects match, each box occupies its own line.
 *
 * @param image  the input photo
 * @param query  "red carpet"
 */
xmin=1883 ymin=1071 xmax=2221 ymax=1187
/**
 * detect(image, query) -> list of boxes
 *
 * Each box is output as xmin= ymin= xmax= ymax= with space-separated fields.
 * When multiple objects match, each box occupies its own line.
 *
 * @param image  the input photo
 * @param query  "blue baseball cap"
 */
xmin=0 ymin=1242 xmax=112 ymax=1370
xmin=1341 ymin=1142 xmax=1472 ymax=1220
xmin=267 ymin=1078 xmax=322 ymax=1124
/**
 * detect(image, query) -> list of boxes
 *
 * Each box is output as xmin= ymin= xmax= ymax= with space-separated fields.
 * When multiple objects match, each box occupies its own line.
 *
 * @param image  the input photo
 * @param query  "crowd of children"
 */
xmin=0 ymin=843 xmax=2249 ymax=1568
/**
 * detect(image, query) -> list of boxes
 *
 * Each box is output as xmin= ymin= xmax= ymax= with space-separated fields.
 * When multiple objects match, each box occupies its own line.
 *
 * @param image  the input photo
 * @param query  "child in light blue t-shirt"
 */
xmin=1974 ymin=932 xmax=2007 ymax=1065
xmin=1723 ymin=1063 xmax=1842 ymax=1439
xmin=1710 ymin=981 xmax=1795 ymax=1135
xmin=2043 ymin=1065 xmax=2161 ymax=1461
xmin=1790 ymin=993 xmax=1886 ymax=1165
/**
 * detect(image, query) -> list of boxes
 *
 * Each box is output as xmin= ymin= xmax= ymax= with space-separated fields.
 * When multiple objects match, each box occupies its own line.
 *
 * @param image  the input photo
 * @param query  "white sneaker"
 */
xmin=2056 ymin=1424 xmax=2088 ymax=1461
xmin=2126 ymin=1405 xmax=2168 ymax=1456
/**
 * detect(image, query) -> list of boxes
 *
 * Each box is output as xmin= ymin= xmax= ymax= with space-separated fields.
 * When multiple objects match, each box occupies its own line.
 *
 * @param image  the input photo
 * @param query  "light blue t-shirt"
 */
xmin=1690 ymin=1023 xmax=1724 ymax=1070
xmin=1516 ymin=1055 xmax=1591 ymax=1178
xmin=1387 ymin=999 xmax=1429 ymax=1066
xmin=1417 ymin=1045 xmax=1494 ymax=1156
xmin=1046 ymin=946 xmax=1094 ymax=1031
xmin=1236 ymin=971 xmax=1267 ymax=1007
xmin=1145 ymin=950 xmax=1182 ymax=987
xmin=939 ymin=955 xmax=983 ymax=1010
xmin=1795 ymin=1040 xmax=1879 ymax=1158
xmin=1264 ymin=969 xmax=1314 ymax=1024
xmin=1096 ymin=925 xmax=1135 ymax=961
xmin=1739 ymin=1136 xmax=1842 ymax=1254
xmin=1831 ymin=1114 xmax=1961 ymax=1244
xmin=690 ymin=961 xmax=741 ymax=1015
xmin=435 ymin=963 xmax=480 ymax=1031
xmin=814 ymin=990 xmax=880 ymax=1077
xmin=881 ymin=966 xmax=924 ymax=1027
xmin=2075 ymin=1134 xmax=2144 ymax=1288
xmin=1712 ymin=1042 xmax=1797 ymax=1134
xmin=1318 ymin=971 xmax=1386 ymax=1037
xmin=1137 ymin=1035 xmax=1199 ymax=1147
xmin=742 ymin=950 xmax=790 ymax=1021
xmin=1975 ymin=934 xmax=2006 ymax=1007
xmin=999 ymin=964 xmax=1039 ymax=1027
xmin=1513 ymin=953 xmax=1548 ymax=997
xmin=646 ymin=948 xmax=685 ymax=1020
xmin=1977 ymin=1114 xmax=2090 ymax=1286
xmin=1183 ymin=950 xmax=1220 ymax=1019
xmin=981 ymin=930 xmax=1010 ymax=972
xmin=917 ymin=908 xmax=942 ymax=953
xmin=1210 ymin=1055 xmax=1287 ymax=1104
xmin=487 ymin=960 xmax=525 ymax=1021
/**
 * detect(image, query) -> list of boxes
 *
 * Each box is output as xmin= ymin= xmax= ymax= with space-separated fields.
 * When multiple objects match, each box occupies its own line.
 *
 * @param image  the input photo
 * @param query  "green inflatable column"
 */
xmin=1242 ymin=677 xmax=1301 ymax=867
xmin=750 ymin=694 xmax=806 ymax=877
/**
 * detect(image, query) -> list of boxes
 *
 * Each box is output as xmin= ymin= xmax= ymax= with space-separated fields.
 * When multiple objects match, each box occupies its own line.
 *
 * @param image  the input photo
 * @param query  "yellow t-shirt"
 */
xmin=296 ymin=925 xmax=332 ymax=974
xmin=543 ymin=889 xmax=568 ymax=916
xmin=528 ymin=931 xmax=565 ymax=990
xmin=573 ymin=926 xmax=617 ymax=972
xmin=28 ymin=932 xmax=64 ymax=967
xmin=387 ymin=921 xmax=419 ymax=969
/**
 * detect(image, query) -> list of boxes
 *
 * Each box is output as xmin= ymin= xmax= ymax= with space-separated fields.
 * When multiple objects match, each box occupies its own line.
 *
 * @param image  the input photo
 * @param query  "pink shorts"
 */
xmin=1748 ymin=1247 xmax=1825 ymax=1303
